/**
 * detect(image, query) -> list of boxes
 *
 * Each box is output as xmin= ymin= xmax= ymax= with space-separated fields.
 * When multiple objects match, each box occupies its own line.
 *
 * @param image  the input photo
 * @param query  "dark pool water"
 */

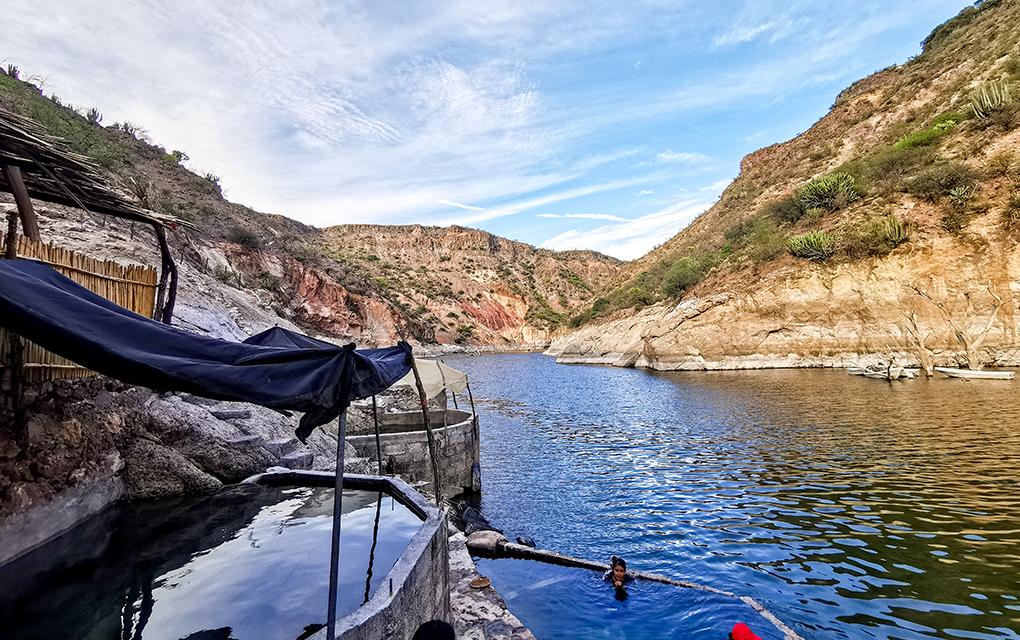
xmin=445 ymin=353 xmax=1020 ymax=640
xmin=477 ymin=558 xmax=786 ymax=640
xmin=0 ymin=485 xmax=422 ymax=640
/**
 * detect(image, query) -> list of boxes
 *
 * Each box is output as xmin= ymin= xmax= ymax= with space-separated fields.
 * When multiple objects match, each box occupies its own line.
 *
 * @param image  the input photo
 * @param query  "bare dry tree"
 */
xmin=899 ymin=310 xmax=935 ymax=376
xmin=907 ymin=285 xmax=1005 ymax=370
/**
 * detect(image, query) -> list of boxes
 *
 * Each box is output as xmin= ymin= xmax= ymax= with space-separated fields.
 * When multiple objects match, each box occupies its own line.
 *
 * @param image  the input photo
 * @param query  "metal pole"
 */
xmin=326 ymin=410 xmax=348 ymax=640
xmin=372 ymin=395 xmax=383 ymax=475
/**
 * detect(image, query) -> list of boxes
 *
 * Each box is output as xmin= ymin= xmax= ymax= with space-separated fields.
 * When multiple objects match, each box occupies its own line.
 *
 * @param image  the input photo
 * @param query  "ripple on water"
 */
xmin=446 ymin=354 xmax=1020 ymax=640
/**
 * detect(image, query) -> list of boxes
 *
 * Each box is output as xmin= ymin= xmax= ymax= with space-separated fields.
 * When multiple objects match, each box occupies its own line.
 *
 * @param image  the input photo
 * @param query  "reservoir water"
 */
xmin=0 ymin=485 xmax=422 ymax=640
xmin=446 ymin=353 xmax=1020 ymax=640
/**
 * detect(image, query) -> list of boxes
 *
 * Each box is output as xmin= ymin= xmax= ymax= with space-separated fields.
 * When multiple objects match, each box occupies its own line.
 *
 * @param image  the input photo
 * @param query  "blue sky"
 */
xmin=5 ymin=1 xmax=969 ymax=259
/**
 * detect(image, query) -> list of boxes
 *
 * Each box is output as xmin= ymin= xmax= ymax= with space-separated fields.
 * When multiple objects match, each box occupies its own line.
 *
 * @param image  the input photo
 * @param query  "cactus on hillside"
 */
xmin=788 ymin=231 xmax=836 ymax=261
xmin=797 ymin=172 xmax=861 ymax=212
xmin=970 ymin=78 xmax=1012 ymax=118
xmin=883 ymin=215 xmax=908 ymax=246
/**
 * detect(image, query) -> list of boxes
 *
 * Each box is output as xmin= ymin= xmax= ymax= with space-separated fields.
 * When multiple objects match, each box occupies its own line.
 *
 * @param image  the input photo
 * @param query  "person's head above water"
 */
xmin=610 ymin=555 xmax=628 ymax=585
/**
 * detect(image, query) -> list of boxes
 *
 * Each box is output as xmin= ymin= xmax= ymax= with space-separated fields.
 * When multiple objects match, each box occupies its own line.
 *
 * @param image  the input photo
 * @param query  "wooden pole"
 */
xmin=326 ymin=410 xmax=348 ymax=640
xmin=153 ymin=224 xmax=178 ymax=323
xmin=467 ymin=382 xmax=481 ymax=492
xmin=409 ymin=357 xmax=443 ymax=505
xmin=2 ymin=165 xmax=40 ymax=242
xmin=4 ymin=210 xmax=17 ymax=259
xmin=372 ymin=395 xmax=383 ymax=475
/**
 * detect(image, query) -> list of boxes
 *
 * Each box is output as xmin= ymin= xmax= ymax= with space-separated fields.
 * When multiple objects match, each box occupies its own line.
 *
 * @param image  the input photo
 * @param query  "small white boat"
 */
xmin=934 ymin=367 xmax=1015 ymax=380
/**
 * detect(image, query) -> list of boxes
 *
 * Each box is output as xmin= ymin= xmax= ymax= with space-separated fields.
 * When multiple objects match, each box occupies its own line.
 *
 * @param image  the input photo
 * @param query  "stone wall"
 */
xmin=346 ymin=409 xmax=481 ymax=495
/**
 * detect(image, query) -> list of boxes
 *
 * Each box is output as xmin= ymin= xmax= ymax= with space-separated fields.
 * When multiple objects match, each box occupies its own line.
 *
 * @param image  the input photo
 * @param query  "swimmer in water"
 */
xmin=604 ymin=555 xmax=633 ymax=599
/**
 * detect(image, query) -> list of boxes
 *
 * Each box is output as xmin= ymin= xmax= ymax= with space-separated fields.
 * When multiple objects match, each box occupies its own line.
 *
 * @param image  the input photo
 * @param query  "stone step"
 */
xmin=265 ymin=437 xmax=300 ymax=457
xmin=224 ymin=435 xmax=264 ymax=450
xmin=211 ymin=409 xmax=252 ymax=421
xmin=279 ymin=450 xmax=314 ymax=470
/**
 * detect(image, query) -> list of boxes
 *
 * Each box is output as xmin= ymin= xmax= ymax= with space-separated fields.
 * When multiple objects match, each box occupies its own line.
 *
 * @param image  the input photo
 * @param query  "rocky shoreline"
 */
xmin=547 ymin=232 xmax=1020 ymax=372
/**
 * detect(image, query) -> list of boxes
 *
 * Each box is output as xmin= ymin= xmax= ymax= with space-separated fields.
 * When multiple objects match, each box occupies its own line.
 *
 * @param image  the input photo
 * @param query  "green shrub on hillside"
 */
xmin=1003 ymin=192 xmax=1020 ymax=227
xmin=892 ymin=112 xmax=962 ymax=150
xmin=907 ymin=162 xmax=976 ymax=202
xmin=788 ymin=231 xmax=836 ymax=262
xmin=621 ymin=286 xmax=656 ymax=308
xmin=839 ymin=215 xmax=908 ymax=259
xmin=746 ymin=220 xmax=786 ymax=264
xmin=847 ymin=146 xmax=932 ymax=194
xmin=727 ymin=217 xmax=785 ymax=263
xmin=228 ymin=227 xmax=262 ymax=249
xmin=724 ymin=217 xmax=757 ymax=243
xmin=764 ymin=194 xmax=805 ymax=224
xmin=985 ymin=150 xmax=1015 ymax=178
xmin=797 ymin=172 xmax=860 ymax=212
xmin=661 ymin=251 xmax=725 ymax=298
xmin=662 ymin=257 xmax=703 ymax=297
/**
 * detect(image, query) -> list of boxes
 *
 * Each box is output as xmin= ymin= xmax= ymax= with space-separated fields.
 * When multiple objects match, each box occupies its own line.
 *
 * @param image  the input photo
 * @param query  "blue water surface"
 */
xmin=446 ymin=353 xmax=1020 ymax=640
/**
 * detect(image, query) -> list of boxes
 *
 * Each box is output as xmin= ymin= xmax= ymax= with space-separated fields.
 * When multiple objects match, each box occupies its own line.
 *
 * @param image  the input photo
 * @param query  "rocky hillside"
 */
xmin=0 ymin=70 xmax=621 ymax=348
xmin=552 ymin=0 xmax=1020 ymax=370
xmin=321 ymin=225 xmax=620 ymax=344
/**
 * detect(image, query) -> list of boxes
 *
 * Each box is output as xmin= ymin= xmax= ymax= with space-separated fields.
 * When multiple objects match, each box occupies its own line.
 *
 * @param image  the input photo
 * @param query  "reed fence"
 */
xmin=0 ymin=231 xmax=158 ymax=382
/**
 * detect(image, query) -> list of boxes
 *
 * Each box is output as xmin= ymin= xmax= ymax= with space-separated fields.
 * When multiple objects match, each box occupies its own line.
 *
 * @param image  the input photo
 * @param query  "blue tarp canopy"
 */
xmin=0 ymin=259 xmax=412 ymax=441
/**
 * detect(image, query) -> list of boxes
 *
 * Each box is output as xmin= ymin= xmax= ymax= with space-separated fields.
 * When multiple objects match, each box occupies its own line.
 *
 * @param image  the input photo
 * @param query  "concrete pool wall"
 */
xmin=346 ymin=409 xmax=481 ymax=494
xmin=247 ymin=470 xmax=451 ymax=640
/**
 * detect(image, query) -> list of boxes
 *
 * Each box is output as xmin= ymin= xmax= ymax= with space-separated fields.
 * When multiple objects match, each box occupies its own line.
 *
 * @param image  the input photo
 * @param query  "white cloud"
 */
xmin=537 ymin=213 xmax=629 ymax=222
xmin=435 ymin=175 xmax=656 ymax=226
xmin=438 ymin=199 xmax=485 ymax=211
xmin=656 ymin=150 xmax=713 ymax=164
xmin=714 ymin=21 xmax=779 ymax=47
xmin=2 ymin=0 xmax=960 ymax=257
xmin=541 ymin=198 xmax=713 ymax=260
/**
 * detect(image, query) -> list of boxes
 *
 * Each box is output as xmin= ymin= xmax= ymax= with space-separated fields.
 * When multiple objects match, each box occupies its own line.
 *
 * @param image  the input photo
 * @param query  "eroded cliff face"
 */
xmin=550 ymin=211 xmax=1020 ymax=369
xmin=320 ymin=224 xmax=621 ymax=346
xmin=552 ymin=1 xmax=1020 ymax=370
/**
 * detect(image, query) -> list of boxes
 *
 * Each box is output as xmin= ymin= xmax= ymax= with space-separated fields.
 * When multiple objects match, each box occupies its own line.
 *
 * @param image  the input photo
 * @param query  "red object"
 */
xmin=730 ymin=622 xmax=762 ymax=640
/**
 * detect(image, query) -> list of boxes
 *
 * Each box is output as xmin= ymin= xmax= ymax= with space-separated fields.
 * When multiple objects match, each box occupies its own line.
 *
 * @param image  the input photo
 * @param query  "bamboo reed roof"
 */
xmin=0 ymin=107 xmax=187 ymax=228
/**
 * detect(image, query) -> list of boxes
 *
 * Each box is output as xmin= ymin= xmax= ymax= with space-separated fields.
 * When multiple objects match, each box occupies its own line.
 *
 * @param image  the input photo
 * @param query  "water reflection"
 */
xmin=1 ymin=486 xmax=422 ymax=640
xmin=446 ymin=354 xmax=1020 ymax=640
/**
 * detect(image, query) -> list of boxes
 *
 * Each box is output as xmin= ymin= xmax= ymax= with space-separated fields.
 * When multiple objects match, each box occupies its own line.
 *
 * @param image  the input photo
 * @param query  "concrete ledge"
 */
xmin=244 ymin=470 xmax=450 ymax=640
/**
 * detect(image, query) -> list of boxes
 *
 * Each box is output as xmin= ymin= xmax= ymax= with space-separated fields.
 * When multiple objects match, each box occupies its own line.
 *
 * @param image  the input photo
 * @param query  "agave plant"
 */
xmin=947 ymin=185 xmax=977 ymax=210
xmin=971 ymin=79 xmax=1012 ymax=119
xmin=797 ymin=172 xmax=861 ymax=212
xmin=883 ymin=215 xmax=908 ymax=246
xmin=788 ymin=231 xmax=836 ymax=262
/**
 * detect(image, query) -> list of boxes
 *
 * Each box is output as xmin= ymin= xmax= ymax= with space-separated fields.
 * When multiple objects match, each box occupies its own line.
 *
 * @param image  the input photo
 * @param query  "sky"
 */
xmin=3 ymin=1 xmax=970 ymax=260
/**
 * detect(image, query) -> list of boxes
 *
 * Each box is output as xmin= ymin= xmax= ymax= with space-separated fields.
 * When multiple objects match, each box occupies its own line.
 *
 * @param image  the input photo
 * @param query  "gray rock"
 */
xmin=210 ymin=409 xmax=252 ymax=420
xmin=122 ymin=439 xmax=221 ymax=499
xmin=466 ymin=530 xmax=507 ymax=554
xmin=279 ymin=450 xmax=314 ymax=470
xmin=265 ymin=437 xmax=299 ymax=457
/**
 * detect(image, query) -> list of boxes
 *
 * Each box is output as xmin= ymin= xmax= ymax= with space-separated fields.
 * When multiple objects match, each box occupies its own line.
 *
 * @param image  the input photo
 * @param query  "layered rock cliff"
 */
xmin=551 ymin=0 xmax=1020 ymax=370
